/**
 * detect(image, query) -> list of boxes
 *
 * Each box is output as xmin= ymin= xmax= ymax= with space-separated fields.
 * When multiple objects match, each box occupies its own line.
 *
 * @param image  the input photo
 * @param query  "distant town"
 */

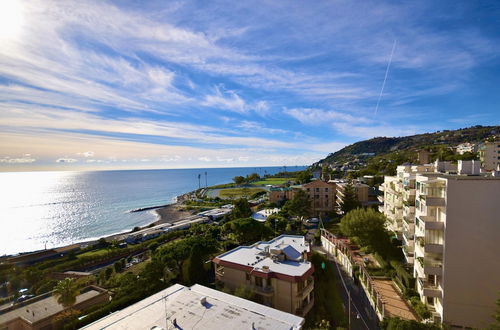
xmin=1 ymin=136 xmax=499 ymax=330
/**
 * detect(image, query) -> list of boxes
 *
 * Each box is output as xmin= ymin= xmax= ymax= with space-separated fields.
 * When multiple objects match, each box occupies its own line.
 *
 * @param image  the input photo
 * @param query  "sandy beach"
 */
xmin=153 ymin=203 xmax=194 ymax=224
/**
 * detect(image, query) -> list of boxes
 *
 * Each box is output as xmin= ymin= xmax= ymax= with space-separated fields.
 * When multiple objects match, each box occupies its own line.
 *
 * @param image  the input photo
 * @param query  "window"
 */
xmin=306 ymin=188 xmax=310 ymax=192
xmin=325 ymin=195 xmax=328 ymax=199
xmin=314 ymin=194 xmax=319 ymax=199
xmin=325 ymin=188 xmax=328 ymax=192
xmin=315 ymin=188 xmax=320 ymax=192
xmin=255 ymin=276 xmax=263 ymax=287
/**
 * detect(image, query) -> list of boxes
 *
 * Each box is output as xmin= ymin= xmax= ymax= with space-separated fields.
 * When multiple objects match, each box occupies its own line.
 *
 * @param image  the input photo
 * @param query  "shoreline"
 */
xmin=5 ymin=191 xmax=197 ymax=258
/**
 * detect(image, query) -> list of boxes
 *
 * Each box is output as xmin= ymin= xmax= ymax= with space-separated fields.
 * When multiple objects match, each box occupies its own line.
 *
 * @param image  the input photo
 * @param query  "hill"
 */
xmin=313 ymin=125 xmax=499 ymax=175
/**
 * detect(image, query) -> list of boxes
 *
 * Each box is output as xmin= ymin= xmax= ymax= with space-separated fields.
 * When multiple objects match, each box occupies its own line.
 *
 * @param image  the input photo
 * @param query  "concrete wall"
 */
xmin=442 ymin=178 xmax=500 ymax=328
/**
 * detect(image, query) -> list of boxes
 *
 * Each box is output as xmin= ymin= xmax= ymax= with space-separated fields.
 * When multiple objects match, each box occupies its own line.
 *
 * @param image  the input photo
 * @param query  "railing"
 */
xmin=253 ymin=285 xmax=274 ymax=295
xmin=296 ymin=278 xmax=314 ymax=297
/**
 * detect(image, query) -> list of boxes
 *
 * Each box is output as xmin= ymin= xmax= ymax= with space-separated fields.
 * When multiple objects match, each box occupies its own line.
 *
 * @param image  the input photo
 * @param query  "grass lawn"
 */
xmin=219 ymin=187 xmax=266 ymax=198
xmin=304 ymin=252 xmax=347 ymax=329
xmin=77 ymin=248 xmax=114 ymax=259
xmin=252 ymin=177 xmax=296 ymax=185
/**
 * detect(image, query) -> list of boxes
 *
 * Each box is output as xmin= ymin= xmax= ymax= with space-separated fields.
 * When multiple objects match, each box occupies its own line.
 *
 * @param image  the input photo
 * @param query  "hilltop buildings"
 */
xmin=213 ymin=235 xmax=314 ymax=316
xmin=379 ymin=159 xmax=500 ymax=327
xmin=81 ymin=284 xmax=304 ymax=330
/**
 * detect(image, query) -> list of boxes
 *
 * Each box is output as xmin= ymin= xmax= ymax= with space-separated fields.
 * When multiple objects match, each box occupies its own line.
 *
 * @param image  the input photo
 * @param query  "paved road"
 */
xmin=316 ymin=245 xmax=380 ymax=330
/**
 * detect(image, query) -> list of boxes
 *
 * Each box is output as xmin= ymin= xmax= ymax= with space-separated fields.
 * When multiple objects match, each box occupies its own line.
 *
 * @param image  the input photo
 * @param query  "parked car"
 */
xmin=15 ymin=294 xmax=34 ymax=304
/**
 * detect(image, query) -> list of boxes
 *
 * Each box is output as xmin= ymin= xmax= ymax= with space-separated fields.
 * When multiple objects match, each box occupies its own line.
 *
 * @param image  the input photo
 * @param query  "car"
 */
xmin=15 ymin=294 xmax=34 ymax=304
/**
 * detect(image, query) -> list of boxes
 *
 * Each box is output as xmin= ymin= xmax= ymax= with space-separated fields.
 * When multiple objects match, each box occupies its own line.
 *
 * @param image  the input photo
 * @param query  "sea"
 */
xmin=0 ymin=166 xmax=305 ymax=256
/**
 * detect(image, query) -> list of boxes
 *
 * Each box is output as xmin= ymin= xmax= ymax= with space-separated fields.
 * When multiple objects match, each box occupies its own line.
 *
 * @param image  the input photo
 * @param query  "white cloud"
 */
xmin=198 ymin=157 xmax=212 ymax=162
xmin=55 ymin=158 xmax=78 ymax=163
xmin=0 ymin=156 xmax=36 ymax=163
xmin=77 ymin=151 xmax=94 ymax=157
xmin=284 ymin=107 xmax=369 ymax=126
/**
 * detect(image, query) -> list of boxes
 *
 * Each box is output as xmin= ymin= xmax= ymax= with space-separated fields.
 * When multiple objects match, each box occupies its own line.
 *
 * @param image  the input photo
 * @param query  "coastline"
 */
xmin=5 ymin=192 xmax=197 ymax=258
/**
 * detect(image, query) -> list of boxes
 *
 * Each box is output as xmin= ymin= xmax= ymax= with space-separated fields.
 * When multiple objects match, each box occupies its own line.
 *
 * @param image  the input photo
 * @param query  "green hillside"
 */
xmin=313 ymin=125 xmax=499 ymax=176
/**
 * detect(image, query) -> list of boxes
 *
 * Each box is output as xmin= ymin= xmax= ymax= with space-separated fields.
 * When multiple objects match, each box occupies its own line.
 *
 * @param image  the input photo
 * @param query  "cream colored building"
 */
xmin=213 ymin=235 xmax=314 ymax=316
xmin=479 ymin=140 xmax=500 ymax=171
xmin=302 ymin=180 xmax=336 ymax=217
xmin=411 ymin=174 xmax=500 ymax=327
xmin=380 ymin=164 xmax=435 ymax=249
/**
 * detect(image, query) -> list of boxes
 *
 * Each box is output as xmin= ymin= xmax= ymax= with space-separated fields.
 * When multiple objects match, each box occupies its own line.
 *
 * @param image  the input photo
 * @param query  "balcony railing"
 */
xmin=425 ymin=243 xmax=443 ymax=254
xmin=253 ymin=285 xmax=274 ymax=296
xmin=296 ymin=279 xmax=314 ymax=298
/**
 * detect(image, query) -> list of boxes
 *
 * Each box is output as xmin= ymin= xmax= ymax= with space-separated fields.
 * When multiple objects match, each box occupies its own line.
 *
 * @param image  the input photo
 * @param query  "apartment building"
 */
xmin=479 ymin=140 xmax=500 ymax=171
xmin=380 ymin=164 xmax=435 ymax=251
xmin=302 ymin=180 xmax=336 ymax=217
xmin=412 ymin=174 xmax=500 ymax=328
xmin=213 ymin=235 xmax=314 ymax=316
xmin=269 ymin=181 xmax=336 ymax=217
xmin=455 ymin=142 xmax=476 ymax=155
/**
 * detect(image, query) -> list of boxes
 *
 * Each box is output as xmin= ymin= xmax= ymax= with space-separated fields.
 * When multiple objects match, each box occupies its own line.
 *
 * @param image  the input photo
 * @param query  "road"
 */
xmin=324 ymin=249 xmax=380 ymax=330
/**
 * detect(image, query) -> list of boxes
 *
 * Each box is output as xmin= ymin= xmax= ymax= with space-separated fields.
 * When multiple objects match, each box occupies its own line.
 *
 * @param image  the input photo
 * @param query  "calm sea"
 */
xmin=0 ymin=166 xmax=305 ymax=255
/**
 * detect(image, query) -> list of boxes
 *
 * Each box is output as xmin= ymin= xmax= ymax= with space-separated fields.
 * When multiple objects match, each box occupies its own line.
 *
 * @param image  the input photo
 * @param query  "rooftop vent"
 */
xmin=200 ymin=296 xmax=207 ymax=306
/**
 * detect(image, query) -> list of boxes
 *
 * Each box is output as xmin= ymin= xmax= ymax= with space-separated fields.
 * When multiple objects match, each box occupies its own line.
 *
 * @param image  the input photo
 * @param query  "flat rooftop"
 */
xmin=82 ymin=284 xmax=304 ymax=330
xmin=215 ymin=235 xmax=311 ymax=277
xmin=0 ymin=289 xmax=102 ymax=325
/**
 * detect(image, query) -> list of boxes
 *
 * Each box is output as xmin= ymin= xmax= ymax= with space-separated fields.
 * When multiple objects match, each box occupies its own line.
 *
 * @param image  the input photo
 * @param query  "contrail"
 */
xmin=374 ymin=40 xmax=396 ymax=117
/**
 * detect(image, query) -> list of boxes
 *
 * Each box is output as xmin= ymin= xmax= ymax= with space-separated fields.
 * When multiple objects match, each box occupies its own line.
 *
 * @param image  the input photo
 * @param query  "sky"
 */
xmin=1 ymin=0 xmax=499 ymax=171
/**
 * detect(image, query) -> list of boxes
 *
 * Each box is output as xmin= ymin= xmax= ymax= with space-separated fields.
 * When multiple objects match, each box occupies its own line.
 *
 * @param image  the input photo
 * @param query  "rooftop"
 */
xmin=0 ymin=287 xmax=106 ymax=325
xmin=82 ymin=284 xmax=304 ymax=330
xmin=214 ymin=235 xmax=312 ymax=278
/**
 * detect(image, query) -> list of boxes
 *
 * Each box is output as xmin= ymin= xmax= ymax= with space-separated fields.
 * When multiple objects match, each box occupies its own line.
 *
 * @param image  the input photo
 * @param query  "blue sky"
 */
xmin=0 ymin=0 xmax=499 ymax=171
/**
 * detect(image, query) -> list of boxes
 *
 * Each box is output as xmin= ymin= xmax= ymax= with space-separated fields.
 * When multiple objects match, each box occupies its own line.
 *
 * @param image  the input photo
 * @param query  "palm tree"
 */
xmin=53 ymin=278 xmax=80 ymax=308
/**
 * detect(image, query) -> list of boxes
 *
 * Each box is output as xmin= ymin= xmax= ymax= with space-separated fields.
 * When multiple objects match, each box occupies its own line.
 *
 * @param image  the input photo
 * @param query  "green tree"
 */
xmin=183 ymin=244 xmax=208 ymax=286
xmin=114 ymin=260 xmax=123 ymax=273
xmin=224 ymin=218 xmax=273 ymax=243
xmin=381 ymin=317 xmax=440 ymax=330
xmin=340 ymin=180 xmax=361 ymax=214
xmin=104 ymin=267 xmax=113 ymax=280
xmin=233 ymin=176 xmax=245 ymax=185
xmin=53 ymin=278 xmax=80 ymax=308
xmin=340 ymin=208 xmax=386 ymax=249
xmin=246 ymin=173 xmax=260 ymax=182
xmin=296 ymin=170 xmax=312 ymax=184
xmin=234 ymin=286 xmax=255 ymax=300
xmin=232 ymin=198 xmax=252 ymax=219
xmin=283 ymin=189 xmax=311 ymax=218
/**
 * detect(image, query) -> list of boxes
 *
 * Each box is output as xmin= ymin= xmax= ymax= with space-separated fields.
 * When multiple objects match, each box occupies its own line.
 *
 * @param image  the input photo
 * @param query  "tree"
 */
xmin=234 ymin=286 xmax=255 ymax=301
xmin=233 ymin=176 xmax=245 ymax=185
xmin=225 ymin=218 xmax=273 ymax=243
xmin=232 ymin=198 xmax=252 ymax=219
xmin=183 ymin=244 xmax=208 ymax=286
xmin=104 ymin=267 xmax=113 ymax=280
xmin=380 ymin=317 xmax=440 ymax=330
xmin=283 ymin=189 xmax=311 ymax=218
xmin=53 ymin=278 xmax=80 ymax=308
xmin=114 ymin=260 xmax=124 ymax=273
xmin=296 ymin=170 xmax=312 ymax=184
xmin=340 ymin=180 xmax=361 ymax=214
xmin=246 ymin=173 xmax=260 ymax=182
xmin=340 ymin=208 xmax=386 ymax=249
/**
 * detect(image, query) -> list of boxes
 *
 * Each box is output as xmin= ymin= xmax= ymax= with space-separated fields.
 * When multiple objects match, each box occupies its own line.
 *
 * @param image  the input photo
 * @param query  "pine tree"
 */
xmin=340 ymin=180 xmax=361 ymax=214
xmin=183 ymin=244 xmax=208 ymax=286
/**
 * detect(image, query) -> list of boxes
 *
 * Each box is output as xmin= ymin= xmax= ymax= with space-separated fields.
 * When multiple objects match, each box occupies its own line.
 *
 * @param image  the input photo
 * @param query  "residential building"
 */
xmin=335 ymin=181 xmax=380 ymax=212
xmin=455 ymin=142 xmax=476 ymax=155
xmin=0 ymin=286 xmax=109 ymax=330
xmin=417 ymin=150 xmax=431 ymax=165
xmin=302 ymin=180 xmax=336 ymax=217
xmin=379 ymin=164 xmax=435 ymax=248
xmin=479 ymin=140 xmax=500 ymax=171
xmin=213 ymin=235 xmax=314 ymax=316
xmin=81 ymin=284 xmax=304 ymax=330
xmin=412 ymin=174 xmax=500 ymax=327
xmin=269 ymin=187 xmax=294 ymax=204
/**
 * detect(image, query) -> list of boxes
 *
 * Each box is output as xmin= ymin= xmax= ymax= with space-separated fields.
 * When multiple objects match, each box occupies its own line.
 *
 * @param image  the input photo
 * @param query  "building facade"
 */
xmin=412 ymin=174 xmax=500 ymax=327
xmin=479 ymin=140 xmax=500 ymax=171
xmin=302 ymin=180 xmax=336 ymax=217
xmin=213 ymin=235 xmax=314 ymax=316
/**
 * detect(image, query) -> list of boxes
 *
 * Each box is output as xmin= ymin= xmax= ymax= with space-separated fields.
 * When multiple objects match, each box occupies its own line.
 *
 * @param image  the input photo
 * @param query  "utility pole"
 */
xmin=348 ymin=289 xmax=351 ymax=330
xmin=198 ymin=174 xmax=201 ymax=190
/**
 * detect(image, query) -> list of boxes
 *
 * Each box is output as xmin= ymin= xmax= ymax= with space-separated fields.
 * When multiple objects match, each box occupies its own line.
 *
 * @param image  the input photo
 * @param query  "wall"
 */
xmin=442 ymin=178 xmax=500 ymax=328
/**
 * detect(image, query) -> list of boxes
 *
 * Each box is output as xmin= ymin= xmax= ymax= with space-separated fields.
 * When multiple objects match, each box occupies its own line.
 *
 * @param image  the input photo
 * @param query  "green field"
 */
xmin=252 ymin=178 xmax=296 ymax=185
xmin=219 ymin=187 xmax=266 ymax=198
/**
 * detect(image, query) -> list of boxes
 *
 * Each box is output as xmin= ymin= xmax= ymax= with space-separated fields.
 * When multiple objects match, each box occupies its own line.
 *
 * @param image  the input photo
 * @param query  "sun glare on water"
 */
xmin=0 ymin=0 xmax=25 ymax=40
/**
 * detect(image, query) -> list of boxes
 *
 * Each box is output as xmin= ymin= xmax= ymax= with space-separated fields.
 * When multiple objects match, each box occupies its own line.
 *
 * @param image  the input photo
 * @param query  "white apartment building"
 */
xmin=479 ymin=140 xmax=500 ymax=171
xmin=455 ymin=142 xmax=476 ymax=155
xmin=411 ymin=173 xmax=500 ymax=328
xmin=380 ymin=164 xmax=435 ymax=250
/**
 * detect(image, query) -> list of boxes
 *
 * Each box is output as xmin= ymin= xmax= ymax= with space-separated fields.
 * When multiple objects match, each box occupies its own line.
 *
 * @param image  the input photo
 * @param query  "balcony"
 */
xmin=425 ymin=243 xmax=443 ymax=254
xmin=295 ymin=297 xmax=315 ymax=316
xmin=378 ymin=205 xmax=385 ymax=213
xmin=379 ymin=185 xmax=385 ymax=192
xmin=422 ymin=196 xmax=446 ymax=207
xmin=425 ymin=221 xmax=444 ymax=230
xmin=215 ymin=266 xmax=225 ymax=277
xmin=378 ymin=195 xmax=384 ymax=203
xmin=296 ymin=278 xmax=314 ymax=298
xmin=418 ymin=278 xmax=442 ymax=298
xmin=253 ymin=285 xmax=274 ymax=296
xmin=424 ymin=260 xmax=443 ymax=276
xmin=402 ymin=246 xmax=414 ymax=264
